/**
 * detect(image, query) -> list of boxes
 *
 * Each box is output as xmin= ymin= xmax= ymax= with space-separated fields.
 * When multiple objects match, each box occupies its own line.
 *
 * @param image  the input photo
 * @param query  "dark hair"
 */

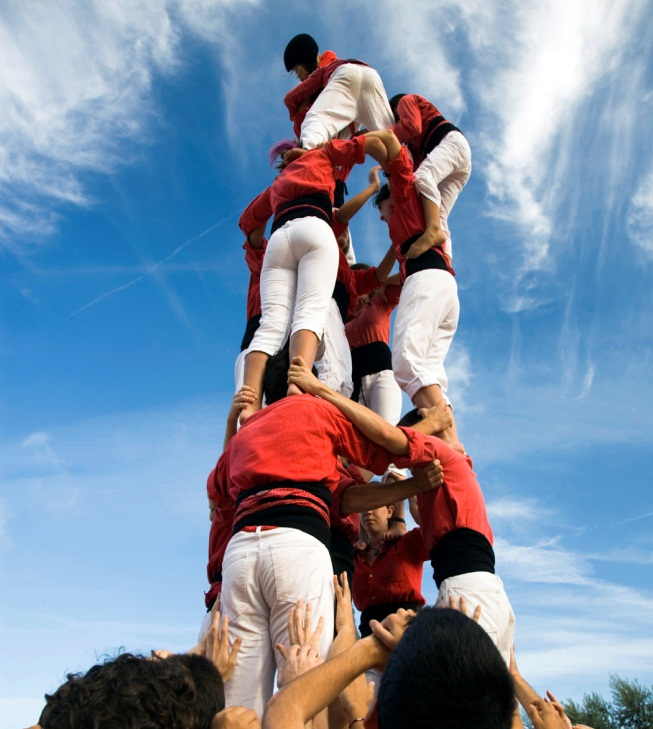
xmin=350 ymin=263 xmax=370 ymax=271
xmin=39 ymin=653 xmax=197 ymax=729
xmin=373 ymin=183 xmax=391 ymax=208
xmin=264 ymin=347 xmax=291 ymax=405
xmin=284 ymin=33 xmax=319 ymax=73
xmin=389 ymin=94 xmax=406 ymax=122
xmin=174 ymin=654 xmax=225 ymax=729
xmin=397 ymin=407 xmax=421 ymax=428
xmin=377 ymin=608 xmax=514 ymax=729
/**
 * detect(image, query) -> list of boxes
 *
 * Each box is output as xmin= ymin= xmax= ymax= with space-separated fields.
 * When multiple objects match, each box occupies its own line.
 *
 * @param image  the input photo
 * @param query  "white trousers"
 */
xmin=315 ymin=299 xmax=353 ymax=397
xmin=221 ymin=527 xmax=335 ymax=718
xmin=249 ymin=217 xmax=338 ymax=357
xmin=392 ymin=269 xmax=459 ymax=402
xmin=301 ymin=64 xmax=394 ymax=149
xmin=435 ymin=571 xmax=515 ymax=666
xmin=357 ymin=369 xmax=403 ymax=425
xmin=414 ymin=131 xmax=472 ymax=260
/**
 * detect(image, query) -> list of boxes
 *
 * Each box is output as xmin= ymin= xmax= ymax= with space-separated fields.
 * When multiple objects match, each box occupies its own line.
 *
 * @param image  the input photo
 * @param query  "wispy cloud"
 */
xmin=628 ymin=167 xmax=653 ymax=258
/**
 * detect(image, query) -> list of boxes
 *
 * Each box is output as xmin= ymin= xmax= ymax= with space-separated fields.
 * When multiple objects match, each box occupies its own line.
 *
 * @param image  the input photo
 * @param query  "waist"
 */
xmin=400 ymin=234 xmax=454 ymax=278
xmin=240 ymin=313 xmax=261 ymax=352
xmin=429 ymin=527 xmax=495 ymax=588
xmin=422 ymin=117 xmax=462 ymax=156
xmin=233 ymin=481 xmax=332 ymax=549
xmin=271 ymin=193 xmax=332 ymax=233
xmin=332 ymin=280 xmax=350 ymax=323
xmin=359 ymin=601 xmax=423 ymax=638
xmin=351 ymin=341 xmax=393 ymax=379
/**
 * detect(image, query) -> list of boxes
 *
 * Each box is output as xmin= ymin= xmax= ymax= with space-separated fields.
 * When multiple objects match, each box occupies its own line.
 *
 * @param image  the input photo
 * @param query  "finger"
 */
xmin=229 ymin=637 xmax=242 ymax=667
xmin=310 ymin=615 xmax=324 ymax=648
xmin=333 ymin=574 xmax=343 ymax=600
xmin=304 ymin=601 xmax=313 ymax=639
xmin=219 ymin=613 xmax=230 ymax=653
xmin=458 ymin=595 xmax=468 ymax=615
xmin=276 ymin=643 xmax=289 ymax=662
xmin=472 ymin=604 xmax=482 ymax=622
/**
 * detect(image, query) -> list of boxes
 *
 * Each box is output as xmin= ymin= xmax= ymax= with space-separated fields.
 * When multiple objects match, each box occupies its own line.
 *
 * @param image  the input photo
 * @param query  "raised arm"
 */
xmin=364 ymin=129 xmax=403 ymax=164
xmin=335 ymin=166 xmax=381 ymax=224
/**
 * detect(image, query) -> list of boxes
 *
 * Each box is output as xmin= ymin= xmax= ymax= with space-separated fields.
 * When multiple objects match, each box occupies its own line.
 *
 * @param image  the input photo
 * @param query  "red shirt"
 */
xmin=386 ymin=147 xmax=452 ymax=281
xmin=287 ymin=50 xmax=338 ymax=137
xmin=243 ymin=239 xmax=266 ymax=320
xmin=416 ymin=438 xmax=494 ymax=553
xmin=345 ymin=285 xmax=401 ymax=348
xmin=352 ymin=528 xmax=428 ymax=611
xmin=392 ymin=94 xmax=447 ymax=168
xmin=334 ymin=245 xmax=381 ymax=320
xmin=330 ymin=461 xmax=365 ymax=544
xmin=238 ymin=137 xmax=367 ymax=239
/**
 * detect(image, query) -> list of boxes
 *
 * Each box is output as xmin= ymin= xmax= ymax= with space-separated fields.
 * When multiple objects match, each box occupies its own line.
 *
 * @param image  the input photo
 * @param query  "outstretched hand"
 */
xmin=368 ymin=165 xmax=382 ymax=190
xmin=212 ymin=706 xmax=261 ymax=729
xmin=369 ymin=608 xmax=416 ymax=668
xmin=447 ymin=594 xmax=481 ymax=622
xmin=276 ymin=600 xmax=325 ymax=688
xmin=334 ymin=572 xmax=356 ymax=637
xmin=287 ymin=356 xmax=322 ymax=396
xmin=527 ymin=698 xmax=570 ymax=729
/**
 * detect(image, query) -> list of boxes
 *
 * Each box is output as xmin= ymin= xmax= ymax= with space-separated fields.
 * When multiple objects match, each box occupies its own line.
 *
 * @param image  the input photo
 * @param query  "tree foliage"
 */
xmin=564 ymin=676 xmax=653 ymax=729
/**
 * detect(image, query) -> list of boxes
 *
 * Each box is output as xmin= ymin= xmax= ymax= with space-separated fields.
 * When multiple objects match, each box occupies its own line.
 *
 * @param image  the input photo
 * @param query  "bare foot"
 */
xmin=406 ymin=228 xmax=447 ymax=259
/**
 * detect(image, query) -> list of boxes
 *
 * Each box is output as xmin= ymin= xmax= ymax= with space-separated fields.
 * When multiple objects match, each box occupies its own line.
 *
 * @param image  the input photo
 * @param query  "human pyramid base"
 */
xmin=35 ymin=34 xmax=590 ymax=729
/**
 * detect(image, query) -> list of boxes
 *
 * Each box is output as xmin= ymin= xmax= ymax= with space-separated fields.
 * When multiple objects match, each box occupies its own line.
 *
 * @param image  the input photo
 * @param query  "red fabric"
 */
xmin=206 ymin=465 xmax=236 ymax=599
xmin=352 ymin=528 xmax=428 ymax=611
xmin=416 ymin=438 xmax=494 ymax=552
xmin=392 ymin=94 xmax=446 ymax=168
xmin=238 ymin=137 xmax=367 ymax=239
xmin=330 ymin=461 xmax=365 ymax=544
xmin=334 ymin=246 xmax=380 ymax=320
xmin=345 ymin=285 xmax=401 ymax=348
xmin=385 ymin=147 xmax=452 ymax=281
xmin=243 ymin=239 xmax=266 ymax=320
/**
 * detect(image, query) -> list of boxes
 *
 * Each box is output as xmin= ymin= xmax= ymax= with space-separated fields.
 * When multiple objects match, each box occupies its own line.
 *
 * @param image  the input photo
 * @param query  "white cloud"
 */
xmin=627 ymin=167 xmax=653 ymax=258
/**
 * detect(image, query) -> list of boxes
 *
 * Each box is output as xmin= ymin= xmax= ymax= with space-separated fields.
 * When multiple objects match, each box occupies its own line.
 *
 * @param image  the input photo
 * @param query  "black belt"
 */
xmin=351 ymin=341 xmax=392 ymax=402
xmin=240 ymin=313 xmax=261 ymax=352
xmin=359 ymin=601 xmax=422 ymax=638
xmin=422 ymin=116 xmax=462 ymax=157
xmin=271 ymin=193 xmax=332 ymax=234
xmin=400 ymin=234 xmax=452 ymax=278
xmin=332 ymin=280 xmax=350 ymax=323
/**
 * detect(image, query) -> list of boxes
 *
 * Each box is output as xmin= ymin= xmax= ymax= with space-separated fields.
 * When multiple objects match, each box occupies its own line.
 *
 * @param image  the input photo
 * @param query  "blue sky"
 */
xmin=2 ymin=0 xmax=653 ymax=725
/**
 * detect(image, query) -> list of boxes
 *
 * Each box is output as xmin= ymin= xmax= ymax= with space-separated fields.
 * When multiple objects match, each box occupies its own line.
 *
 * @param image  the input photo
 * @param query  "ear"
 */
xmin=386 ymin=504 xmax=395 ymax=519
xmin=364 ymin=698 xmax=379 ymax=729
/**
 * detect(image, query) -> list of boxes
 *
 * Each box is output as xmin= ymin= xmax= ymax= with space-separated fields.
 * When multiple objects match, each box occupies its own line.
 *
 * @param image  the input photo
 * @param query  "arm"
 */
xmin=364 ymin=129 xmax=403 ymax=164
xmin=335 ymin=167 xmax=381 ymax=224
xmin=374 ymin=241 xmax=396 ymax=283
xmin=339 ymin=462 xmax=443 ymax=514
xmin=224 ymin=386 xmax=257 ymax=450
xmin=510 ymin=645 xmax=544 ymax=713
xmin=239 ymin=188 xmax=273 ymax=245
xmin=288 ymin=356 xmax=409 ymax=455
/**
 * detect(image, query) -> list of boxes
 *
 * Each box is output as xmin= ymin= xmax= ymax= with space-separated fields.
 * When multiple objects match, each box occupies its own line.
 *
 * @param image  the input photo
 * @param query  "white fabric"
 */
xmin=435 ymin=571 xmax=515 ymax=666
xmin=315 ymin=299 xmax=353 ymax=397
xmin=221 ymin=527 xmax=335 ymax=718
xmin=357 ymin=369 xmax=403 ymax=425
xmin=414 ymin=131 xmax=472 ymax=260
xmin=301 ymin=64 xmax=394 ymax=149
xmin=392 ymin=269 xmax=459 ymax=402
xmin=249 ymin=217 xmax=338 ymax=356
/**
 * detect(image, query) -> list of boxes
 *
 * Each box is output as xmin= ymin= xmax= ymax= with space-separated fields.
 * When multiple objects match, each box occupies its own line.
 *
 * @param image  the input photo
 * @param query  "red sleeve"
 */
xmin=205 ymin=462 xmax=236 ymax=598
xmin=401 ymin=526 xmax=430 ymax=563
xmin=352 ymin=266 xmax=380 ymax=296
xmin=386 ymin=148 xmax=415 ymax=203
xmin=239 ymin=188 xmax=273 ymax=239
xmin=392 ymin=95 xmax=424 ymax=143
xmin=324 ymin=136 xmax=367 ymax=168
xmin=380 ymin=283 xmax=401 ymax=309
xmin=243 ymin=238 xmax=266 ymax=276
xmin=284 ymin=67 xmax=329 ymax=120
xmin=319 ymin=50 xmax=338 ymax=67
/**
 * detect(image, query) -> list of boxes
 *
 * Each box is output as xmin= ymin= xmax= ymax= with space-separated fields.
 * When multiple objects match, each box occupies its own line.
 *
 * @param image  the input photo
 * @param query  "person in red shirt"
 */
xmin=366 ymin=128 xmax=461 ymax=448
xmin=283 ymin=34 xmax=394 ymax=150
xmin=237 ymin=134 xmax=392 ymax=422
xmin=390 ymin=93 xmax=472 ymax=263
xmin=209 ymin=351 xmax=442 ymax=718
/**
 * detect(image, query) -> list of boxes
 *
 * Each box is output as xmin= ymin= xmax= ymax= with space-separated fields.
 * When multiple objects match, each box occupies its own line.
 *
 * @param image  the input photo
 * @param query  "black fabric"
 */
xmin=332 ymin=280 xmax=350 ymax=323
xmin=329 ymin=528 xmax=355 ymax=587
xmin=422 ymin=116 xmax=462 ymax=157
xmin=271 ymin=193 xmax=332 ymax=234
xmin=350 ymin=341 xmax=393 ymax=402
xmin=359 ymin=601 xmax=422 ymax=638
xmin=235 ymin=481 xmax=331 ymax=507
xmin=334 ymin=180 xmax=348 ymax=209
xmin=429 ymin=527 xmax=495 ymax=589
xmin=400 ymin=234 xmax=452 ymax=278
xmin=240 ymin=313 xmax=261 ymax=352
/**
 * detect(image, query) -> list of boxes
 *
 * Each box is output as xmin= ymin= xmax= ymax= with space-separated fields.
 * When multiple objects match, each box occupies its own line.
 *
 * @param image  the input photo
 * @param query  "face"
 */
xmin=361 ymin=505 xmax=394 ymax=534
xmin=378 ymin=198 xmax=395 ymax=223
xmin=292 ymin=63 xmax=309 ymax=81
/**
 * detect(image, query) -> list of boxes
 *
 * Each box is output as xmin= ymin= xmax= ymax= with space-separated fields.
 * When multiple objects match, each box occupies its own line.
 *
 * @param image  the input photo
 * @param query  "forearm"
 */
xmin=340 ymin=477 xmax=425 ymax=514
xmin=247 ymin=225 xmax=266 ymax=248
xmin=512 ymin=672 xmax=542 ymax=711
xmin=336 ymin=184 xmax=378 ymax=224
xmin=263 ymin=638 xmax=382 ymax=729
xmin=364 ymin=129 xmax=402 ymax=163
xmin=375 ymin=242 xmax=396 ymax=282
xmin=384 ymin=272 xmax=401 ymax=286
xmin=363 ymin=136 xmax=389 ymax=168
xmin=311 ymin=380 xmax=408 ymax=455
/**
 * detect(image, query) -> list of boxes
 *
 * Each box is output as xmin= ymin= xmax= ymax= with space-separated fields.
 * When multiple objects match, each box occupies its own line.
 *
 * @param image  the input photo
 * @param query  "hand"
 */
xmin=412 ymin=460 xmax=444 ymax=492
xmin=276 ymin=644 xmax=324 ymax=688
xmin=334 ymin=572 xmax=356 ymax=637
xmin=405 ymin=228 xmax=447 ymax=259
xmin=417 ymin=401 xmax=453 ymax=434
xmin=286 ymin=599 xmax=324 ymax=650
xmin=205 ymin=610 xmax=242 ymax=682
xmin=212 ymin=706 xmax=261 ymax=729
xmin=447 ymin=594 xmax=481 ymax=622
xmin=545 ymin=692 xmax=573 ymax=729
xmin=369 ymin=608 xmax=415 ymax=666
xmin=368 ymin=165 xmax=382 ymax=190
xmin=228 ymin=386 xmax=257 ymax=420
xmin=287 ymin=356 xmax=322 ymax=396
xmin=509 ymin=644 xmax=519 ymax=677
xmin=527 ymin=698 xmax=570 ymax=729
xmin=381 ymin=519 xmax=406 ymax=543
xmin=283 ymin=147 xmax=307 ymax=165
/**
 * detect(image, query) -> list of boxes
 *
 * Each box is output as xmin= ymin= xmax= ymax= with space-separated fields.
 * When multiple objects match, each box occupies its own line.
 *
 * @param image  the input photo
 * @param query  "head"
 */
xmin=376 ymin=608 xmax=514 ymax=729
xmin=361 ymin=504 xmax=394 ymax=538
xmin=350 ymin=263 xmax=376 ymax=310
xmin=284 ymin=34 xmax=319 ymax=78
xmin=268 ymin=138 xmax=301 ymax=170
xmin=172 ymin=654 xmax=225 ymax=729
xmin=263 ymin=348 xmax=319 ymax=405
xmin=39 ymin=653 xmax=197 ymax=729
xmin=373 ymin=184 xmax=394 ymax=223
xmin=389 ymin=93 xmax=406 ymax=122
